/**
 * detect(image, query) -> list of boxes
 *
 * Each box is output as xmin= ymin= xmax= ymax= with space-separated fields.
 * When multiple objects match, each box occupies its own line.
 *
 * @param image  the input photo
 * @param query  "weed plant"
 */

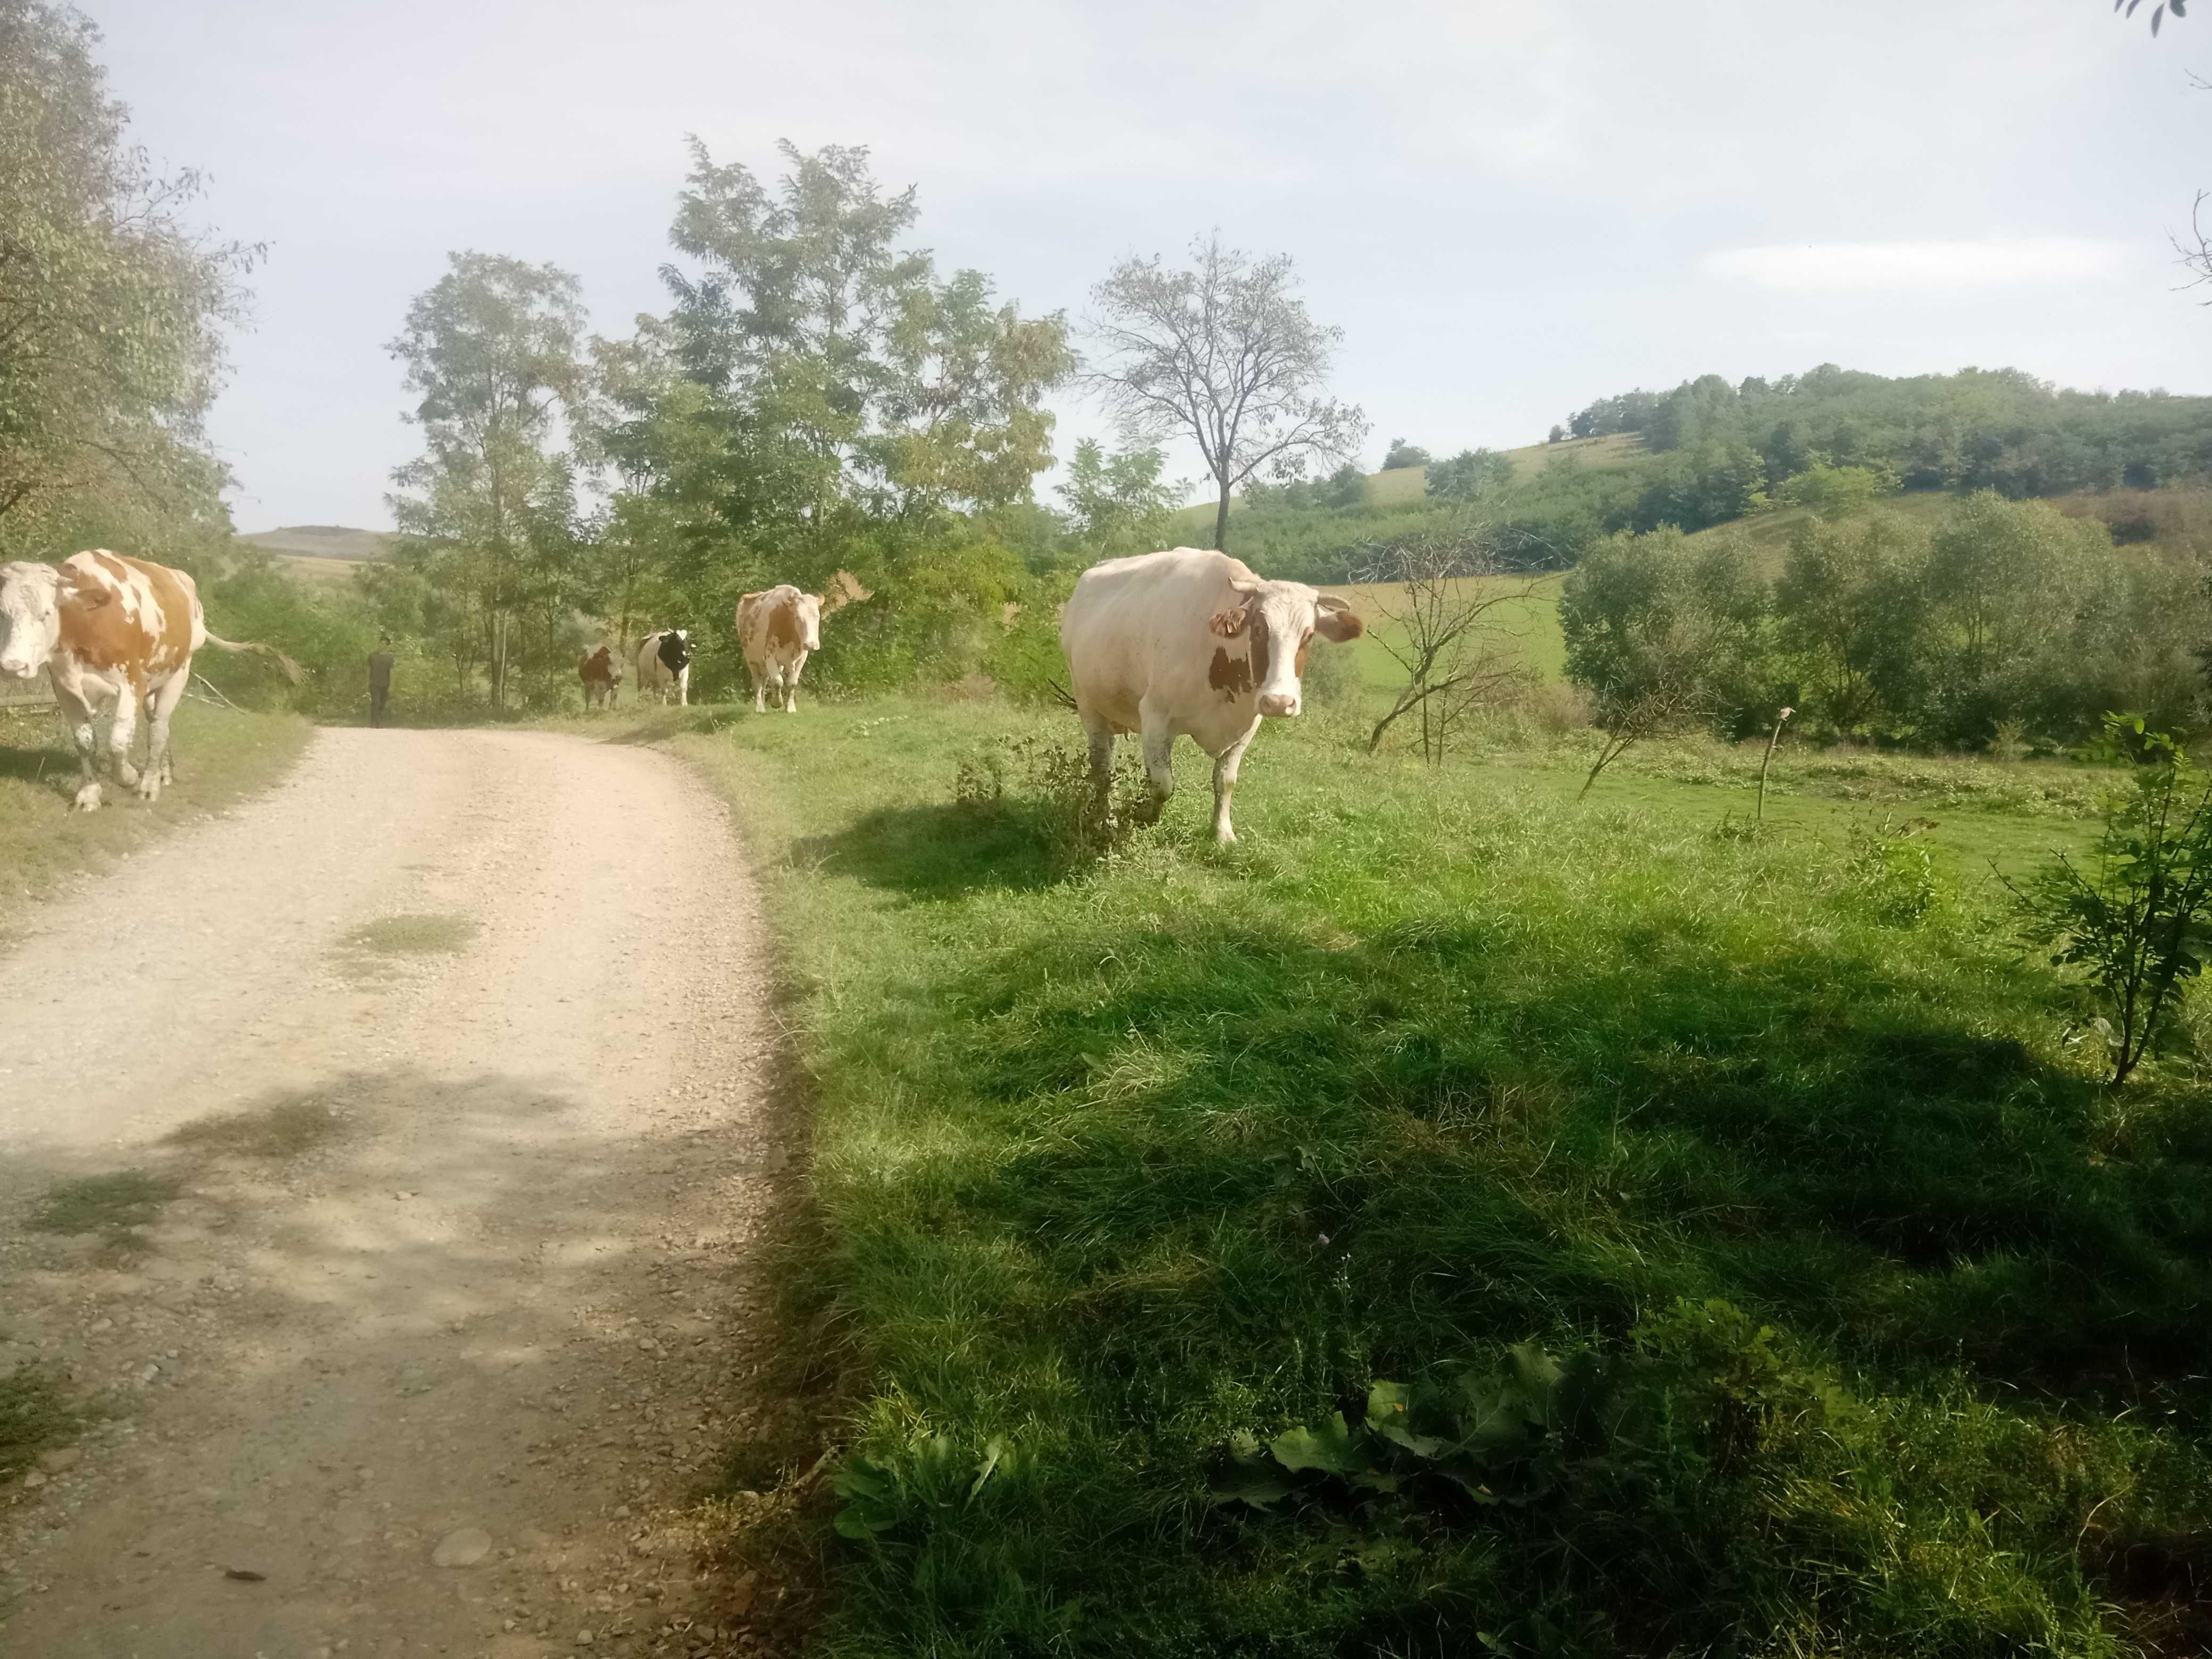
xmin=673 ymin=698 xmax=2212 ymax=1658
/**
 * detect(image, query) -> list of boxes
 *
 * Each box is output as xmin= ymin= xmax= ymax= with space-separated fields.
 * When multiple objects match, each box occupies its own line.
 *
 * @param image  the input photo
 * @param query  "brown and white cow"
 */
xmin=1059 ymin=548 xmax=1362 ymax=843
xmin=0 ymin=549 xmax=300 ymax=810
xmin=735 ymin=585 xmax=823 ymax=714
xmin=579 ymin=643 xmax=622 ymax=710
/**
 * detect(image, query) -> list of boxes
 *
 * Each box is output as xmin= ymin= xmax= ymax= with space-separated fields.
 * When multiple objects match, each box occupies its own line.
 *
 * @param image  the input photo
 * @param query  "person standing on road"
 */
xmin=367 ymin=637 xmax=394 ymax=728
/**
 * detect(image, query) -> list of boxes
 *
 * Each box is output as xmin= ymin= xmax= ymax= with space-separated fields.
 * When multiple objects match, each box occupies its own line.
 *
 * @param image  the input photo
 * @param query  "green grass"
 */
xmin=648 ymin=694 xmax=2212 ymax=1657
xmin=0 ymin=701 xmax=312 ymax=941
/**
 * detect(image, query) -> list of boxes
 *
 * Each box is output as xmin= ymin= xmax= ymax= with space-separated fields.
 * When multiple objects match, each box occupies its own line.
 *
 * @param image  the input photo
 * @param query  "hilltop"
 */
xmin=237 ymin=524 xmax=395 ymax=586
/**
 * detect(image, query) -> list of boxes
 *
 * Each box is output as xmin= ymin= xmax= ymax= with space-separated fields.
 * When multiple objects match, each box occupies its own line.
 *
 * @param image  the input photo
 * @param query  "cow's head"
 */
xmin=795 ymin=593 xmax=824 ymax=652
xmin=1206 ymin=577 xmax=1362 ymax=719
xmin=659 ymin=629 xmax=692 ymax=673
xmin=0 ymin=561 xmax=94 ymax=680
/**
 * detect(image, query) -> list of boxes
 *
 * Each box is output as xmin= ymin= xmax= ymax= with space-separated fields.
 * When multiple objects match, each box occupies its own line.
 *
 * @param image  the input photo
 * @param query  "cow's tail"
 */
xmin=202 ymin=632 xmax=304 ymax=685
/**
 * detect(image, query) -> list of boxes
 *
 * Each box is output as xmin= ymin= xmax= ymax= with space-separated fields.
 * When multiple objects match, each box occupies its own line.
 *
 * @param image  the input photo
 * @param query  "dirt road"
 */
xmin=0 ymin=728 xmax=799 ymax=1657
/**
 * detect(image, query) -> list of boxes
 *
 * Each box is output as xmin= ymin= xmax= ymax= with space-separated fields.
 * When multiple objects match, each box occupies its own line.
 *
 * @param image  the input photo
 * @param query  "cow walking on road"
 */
xmin=636 ymin=629 xmax=691 ymax=706
xmin=0 ymin=549 xmax=301 ymax=810
xmin=1059 ymin=548 xmax=1361 ymax=843
xmin=579 ymin=644 xmax=622 ymax=710
xmin=734 ymin=586 xmax=823 ymax=714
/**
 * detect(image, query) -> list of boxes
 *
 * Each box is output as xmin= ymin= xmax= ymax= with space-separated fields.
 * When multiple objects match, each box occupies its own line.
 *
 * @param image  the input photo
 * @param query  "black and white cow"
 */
xmin=635 ymin=629 xmax=692 ymax=706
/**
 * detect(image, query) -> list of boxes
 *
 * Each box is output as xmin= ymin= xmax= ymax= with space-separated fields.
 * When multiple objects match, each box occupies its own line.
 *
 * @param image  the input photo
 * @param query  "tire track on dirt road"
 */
xmin=0 ymin=727 xmax=802 ymax=1657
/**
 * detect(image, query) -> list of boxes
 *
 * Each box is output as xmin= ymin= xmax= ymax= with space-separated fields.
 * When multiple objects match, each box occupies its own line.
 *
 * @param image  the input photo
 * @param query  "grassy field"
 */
xmin=618 ymin=690 xmax=2210 ymax=1658
xmin=0 ymin=701 xmax=312 ymax=941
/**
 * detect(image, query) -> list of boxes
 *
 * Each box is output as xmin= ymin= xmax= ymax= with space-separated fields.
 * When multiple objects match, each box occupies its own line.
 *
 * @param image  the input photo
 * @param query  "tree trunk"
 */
xmin=1214 ymin=481 xmax=1232 ymax=552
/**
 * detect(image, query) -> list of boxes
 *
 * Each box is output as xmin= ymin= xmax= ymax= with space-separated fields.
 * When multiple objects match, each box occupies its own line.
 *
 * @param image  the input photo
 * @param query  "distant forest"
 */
xmin=1231 ymin=365 xmax=2212 ymax=583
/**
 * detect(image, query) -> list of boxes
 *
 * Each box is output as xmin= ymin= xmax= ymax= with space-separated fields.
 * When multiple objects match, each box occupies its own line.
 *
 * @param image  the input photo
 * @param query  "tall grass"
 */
xmin=671 ymin=698 xmax=2212 ymax=1657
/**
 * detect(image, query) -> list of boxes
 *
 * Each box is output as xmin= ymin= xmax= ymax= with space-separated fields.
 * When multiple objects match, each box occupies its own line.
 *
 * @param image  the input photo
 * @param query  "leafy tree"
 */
xmin=1547 ymin=423 xmax=1569 ymax=443
xmin=1771 ymin=458 xmax=1900 ymax=520
xmin=2013 ymin=716 xmax=2212 ymax=1086
xmin=1773 ymin=513 xmax=1924 ymax=732
xmin=1425 ymin=447 xmax=1515 ymax=504
xmin=1085 ymin=233 xmax=1365 ymax=553
xmin=385 ymin=252 xmax=589 ymax=707
xmin=1057 ymin=439 xmax=1180 ymax=560
xmin=1380 ymin=437 xmax=1430 ymax=470
xmin=0 ymin=1 xmax=256 ymax=555
xmin=625 ymin=140 xmax=1071 ymax=689
xmin=1906 ymin=492 xmax=2117 ymax=744
xmin=1561 ymin=526 xmax=1772 ymax=759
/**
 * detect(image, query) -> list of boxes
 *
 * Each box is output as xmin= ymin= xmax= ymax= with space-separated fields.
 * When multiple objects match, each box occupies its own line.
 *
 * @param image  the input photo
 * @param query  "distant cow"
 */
xmin=636 ymin=629 xmax=691 ymax=706
xmin=579 ymin=644 xmax=621 ymax=710
xmin=734 ymin=586 xmax=823 ymax=714
xmin=0 ymin=549 xmax=300 ymax=811
xmin=1060 ymin=548 xmax=1361 ymax=843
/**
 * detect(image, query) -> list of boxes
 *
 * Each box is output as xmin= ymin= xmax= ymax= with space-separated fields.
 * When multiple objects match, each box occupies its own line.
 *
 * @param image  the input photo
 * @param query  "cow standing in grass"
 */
xmin=0 ymin=549 xmax=300 ymax=810
xmin=636 ymin=629 xmax=691 ymax=706
xmin=735 ymin=586 xmax=823 ymax=714
xmin=579 ymin=644 xmax=621 ymax=710
xmin=1060 ymin=547 xmax=1362 ymax=843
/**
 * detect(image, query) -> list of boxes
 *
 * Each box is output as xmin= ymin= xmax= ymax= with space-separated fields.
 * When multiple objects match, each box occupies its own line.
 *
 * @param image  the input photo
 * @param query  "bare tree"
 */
xmin=1085 ymin=233 xmax=1366 ymax=553
xmin=1361 ymin=526 xmax=1541 ymax=761
xmin=1577 ymin=619 xmax=1724 ymax=800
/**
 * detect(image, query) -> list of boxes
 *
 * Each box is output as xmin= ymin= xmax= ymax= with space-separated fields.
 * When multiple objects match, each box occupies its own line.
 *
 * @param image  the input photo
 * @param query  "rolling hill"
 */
xmin=237 ymin=524 xmax=395 ymax=587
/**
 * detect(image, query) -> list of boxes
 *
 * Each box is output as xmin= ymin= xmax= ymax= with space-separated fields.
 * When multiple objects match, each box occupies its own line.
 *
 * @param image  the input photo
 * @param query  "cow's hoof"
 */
xmin=73 ymin=785 xmax=102 ymax=812
xmin=137 ymin=777 xmax=161 ymax=803
xmin=114 ymin=760 xmax=140 ymax=787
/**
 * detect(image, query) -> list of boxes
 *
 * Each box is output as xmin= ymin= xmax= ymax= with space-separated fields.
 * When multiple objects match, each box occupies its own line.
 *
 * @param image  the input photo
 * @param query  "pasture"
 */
xmin=0 ymin=701 xmax=312 ymax=939
xmin=632 ymin=691 xmax=2211 ymax=1657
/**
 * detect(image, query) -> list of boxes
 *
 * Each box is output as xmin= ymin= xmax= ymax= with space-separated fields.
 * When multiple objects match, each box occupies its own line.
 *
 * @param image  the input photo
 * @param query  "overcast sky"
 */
xmin=81 ymin=0 xmax=2212 ymax=532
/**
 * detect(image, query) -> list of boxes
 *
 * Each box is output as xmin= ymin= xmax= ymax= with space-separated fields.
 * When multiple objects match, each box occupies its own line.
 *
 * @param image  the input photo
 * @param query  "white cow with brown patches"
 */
xmin=0 ymin=550 xmax=299 ymax=810
xmin=1059 ymin=547 xmax=1362 ymax=843
xmin=735 ymin=585 xmax=823 ymax=713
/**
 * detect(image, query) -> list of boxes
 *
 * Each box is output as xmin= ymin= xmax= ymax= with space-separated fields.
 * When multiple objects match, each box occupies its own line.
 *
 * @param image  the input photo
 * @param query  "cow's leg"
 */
xmin=1136 ymin=705 xmax=1176 ymax=826
xmin=141 ymin=672 xmax=189 ymax=801
xmin=106 ymin=678 xmax=143 ymax=793
xmin=1209 ymin=723 xmax=1260 ymax=844
xmin=676 ymin=666 xmax=689 ymax=708
xmin=54 ymin=681 xmax=104 ymax=811
xmin=787 ymin=650 xmax=807 ymax=713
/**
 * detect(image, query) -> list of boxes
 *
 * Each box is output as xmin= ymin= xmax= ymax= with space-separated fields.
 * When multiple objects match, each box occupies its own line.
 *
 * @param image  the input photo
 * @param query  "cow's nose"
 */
xmin=1258 ymin=692 xmax=1299 ymax=718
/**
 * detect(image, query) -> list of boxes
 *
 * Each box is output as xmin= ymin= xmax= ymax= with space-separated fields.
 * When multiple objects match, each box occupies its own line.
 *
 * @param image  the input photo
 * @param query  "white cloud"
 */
xmin=1701 ymin=238 xmax=2133 ymax=295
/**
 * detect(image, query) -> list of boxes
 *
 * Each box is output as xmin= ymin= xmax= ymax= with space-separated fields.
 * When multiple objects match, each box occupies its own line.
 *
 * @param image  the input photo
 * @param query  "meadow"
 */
xmin=627 ymin=689 xmax=2212 ymax=1658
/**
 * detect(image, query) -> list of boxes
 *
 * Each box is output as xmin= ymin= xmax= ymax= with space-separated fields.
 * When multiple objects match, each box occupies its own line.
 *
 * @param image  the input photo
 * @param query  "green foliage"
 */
xmin=0 ymin=1 xmax=253 ymax=559
xmin=2013 ymin=715 xmax=2212 ymax=1084
xmin=1425 ymin=447 xmax=1515 ymax=505
xmin=1054 ymin=438 xmax=1178 ymax=561
xmin=1565 ymin=363 xmax=2212 ymax=495
xmin=1560 ymin=525 xmax=1770 ymax=736
xmin=1379 ymin=437 xmax=1431 ymax=471
xmin=1771 ymin=457 xmax=1900 ymax=519
xmin=385 ymin=253 xmax=591 ymax=709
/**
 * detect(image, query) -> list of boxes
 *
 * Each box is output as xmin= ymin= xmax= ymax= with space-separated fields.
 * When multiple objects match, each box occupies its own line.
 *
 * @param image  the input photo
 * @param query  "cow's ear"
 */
xmin=1314 ymin=595 xmax=1362 ymax=642
xmin=1209 ymin=604 xmax=1250 ymax=638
